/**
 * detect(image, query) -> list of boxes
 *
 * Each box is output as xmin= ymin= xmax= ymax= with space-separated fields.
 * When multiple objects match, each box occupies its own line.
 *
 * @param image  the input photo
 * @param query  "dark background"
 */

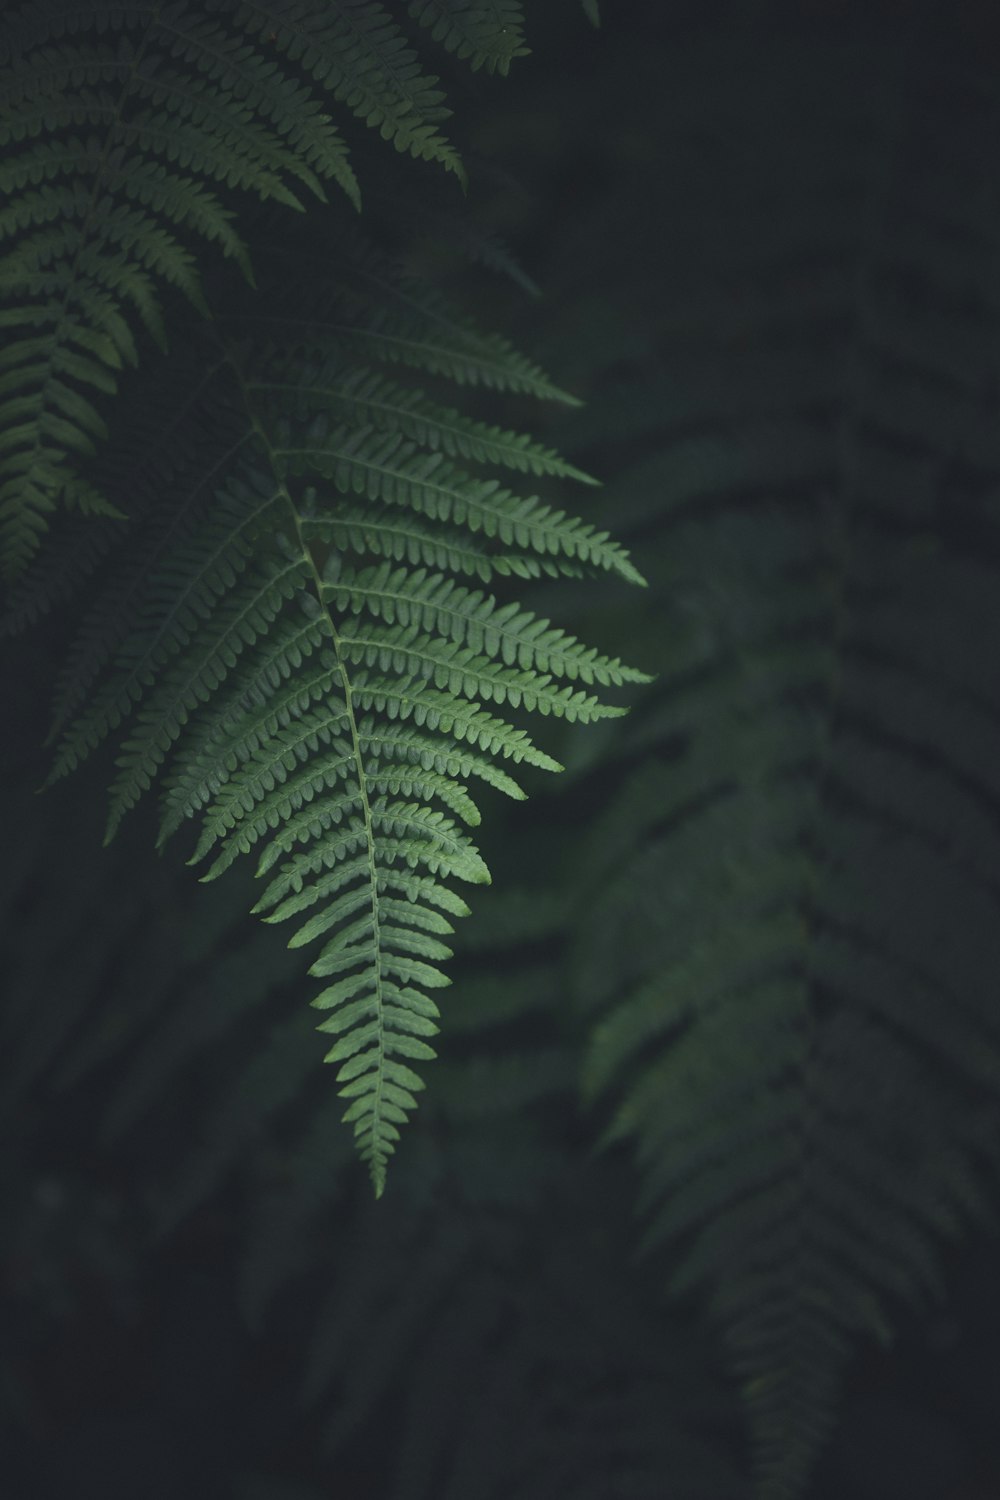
xmin=5 ymin=3 xmax=1000 ymax=1497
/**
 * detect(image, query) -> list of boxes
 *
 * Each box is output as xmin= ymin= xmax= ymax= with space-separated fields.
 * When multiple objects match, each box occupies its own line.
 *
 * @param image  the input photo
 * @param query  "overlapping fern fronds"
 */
xmin=32 ymin=211 xmax=645 ymax=1194
xmin=529 ymin=28 xmax=1000 ymax=1499
xmin=0 ymin=0 xmax=530 ymax=578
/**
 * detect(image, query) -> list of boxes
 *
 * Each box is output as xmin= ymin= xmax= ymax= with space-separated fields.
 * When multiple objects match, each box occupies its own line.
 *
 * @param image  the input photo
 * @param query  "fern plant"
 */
xmin=496 ymin=20 xmax=1000 ymax=1499
xmin=0 ymin=0 xmax=530 ymax=578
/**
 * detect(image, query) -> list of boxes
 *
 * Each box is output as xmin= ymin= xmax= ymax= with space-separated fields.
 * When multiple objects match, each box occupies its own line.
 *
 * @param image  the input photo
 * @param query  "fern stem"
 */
xmin=222 ymin=342 xmax=389 ymax=1197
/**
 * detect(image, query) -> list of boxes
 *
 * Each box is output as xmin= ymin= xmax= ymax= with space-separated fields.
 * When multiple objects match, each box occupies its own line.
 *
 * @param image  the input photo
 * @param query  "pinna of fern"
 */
xmin=33 ymin=218 xmax=648 ymax=1195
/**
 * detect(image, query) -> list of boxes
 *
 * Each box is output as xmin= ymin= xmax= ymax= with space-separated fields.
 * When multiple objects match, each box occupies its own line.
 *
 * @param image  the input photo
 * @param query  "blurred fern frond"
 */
xmin=531 ymin=28 xmax=1000 ymax=1499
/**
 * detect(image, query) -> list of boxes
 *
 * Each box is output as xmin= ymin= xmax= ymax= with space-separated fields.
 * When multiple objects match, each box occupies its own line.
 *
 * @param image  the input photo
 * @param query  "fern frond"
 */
xmin=0 ymin=0 xmax=503 ymax=577
xmin=44 ymin=221 xmax=645 ymax=1193
xmin=540 ymin=28 xmax=1000 ymax=1498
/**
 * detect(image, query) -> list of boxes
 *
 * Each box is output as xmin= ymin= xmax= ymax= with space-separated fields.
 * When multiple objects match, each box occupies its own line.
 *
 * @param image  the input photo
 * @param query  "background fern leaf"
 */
xmin=495 ymin=20 xmax=1000 ymax=1497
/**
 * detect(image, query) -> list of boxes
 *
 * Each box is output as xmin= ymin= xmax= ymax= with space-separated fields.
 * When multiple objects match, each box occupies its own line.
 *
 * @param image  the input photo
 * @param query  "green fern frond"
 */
xmin=43 ymin=221 xmax=646 ymax=1194
xmin=0 ymin=0 xmax=514 ymax=577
